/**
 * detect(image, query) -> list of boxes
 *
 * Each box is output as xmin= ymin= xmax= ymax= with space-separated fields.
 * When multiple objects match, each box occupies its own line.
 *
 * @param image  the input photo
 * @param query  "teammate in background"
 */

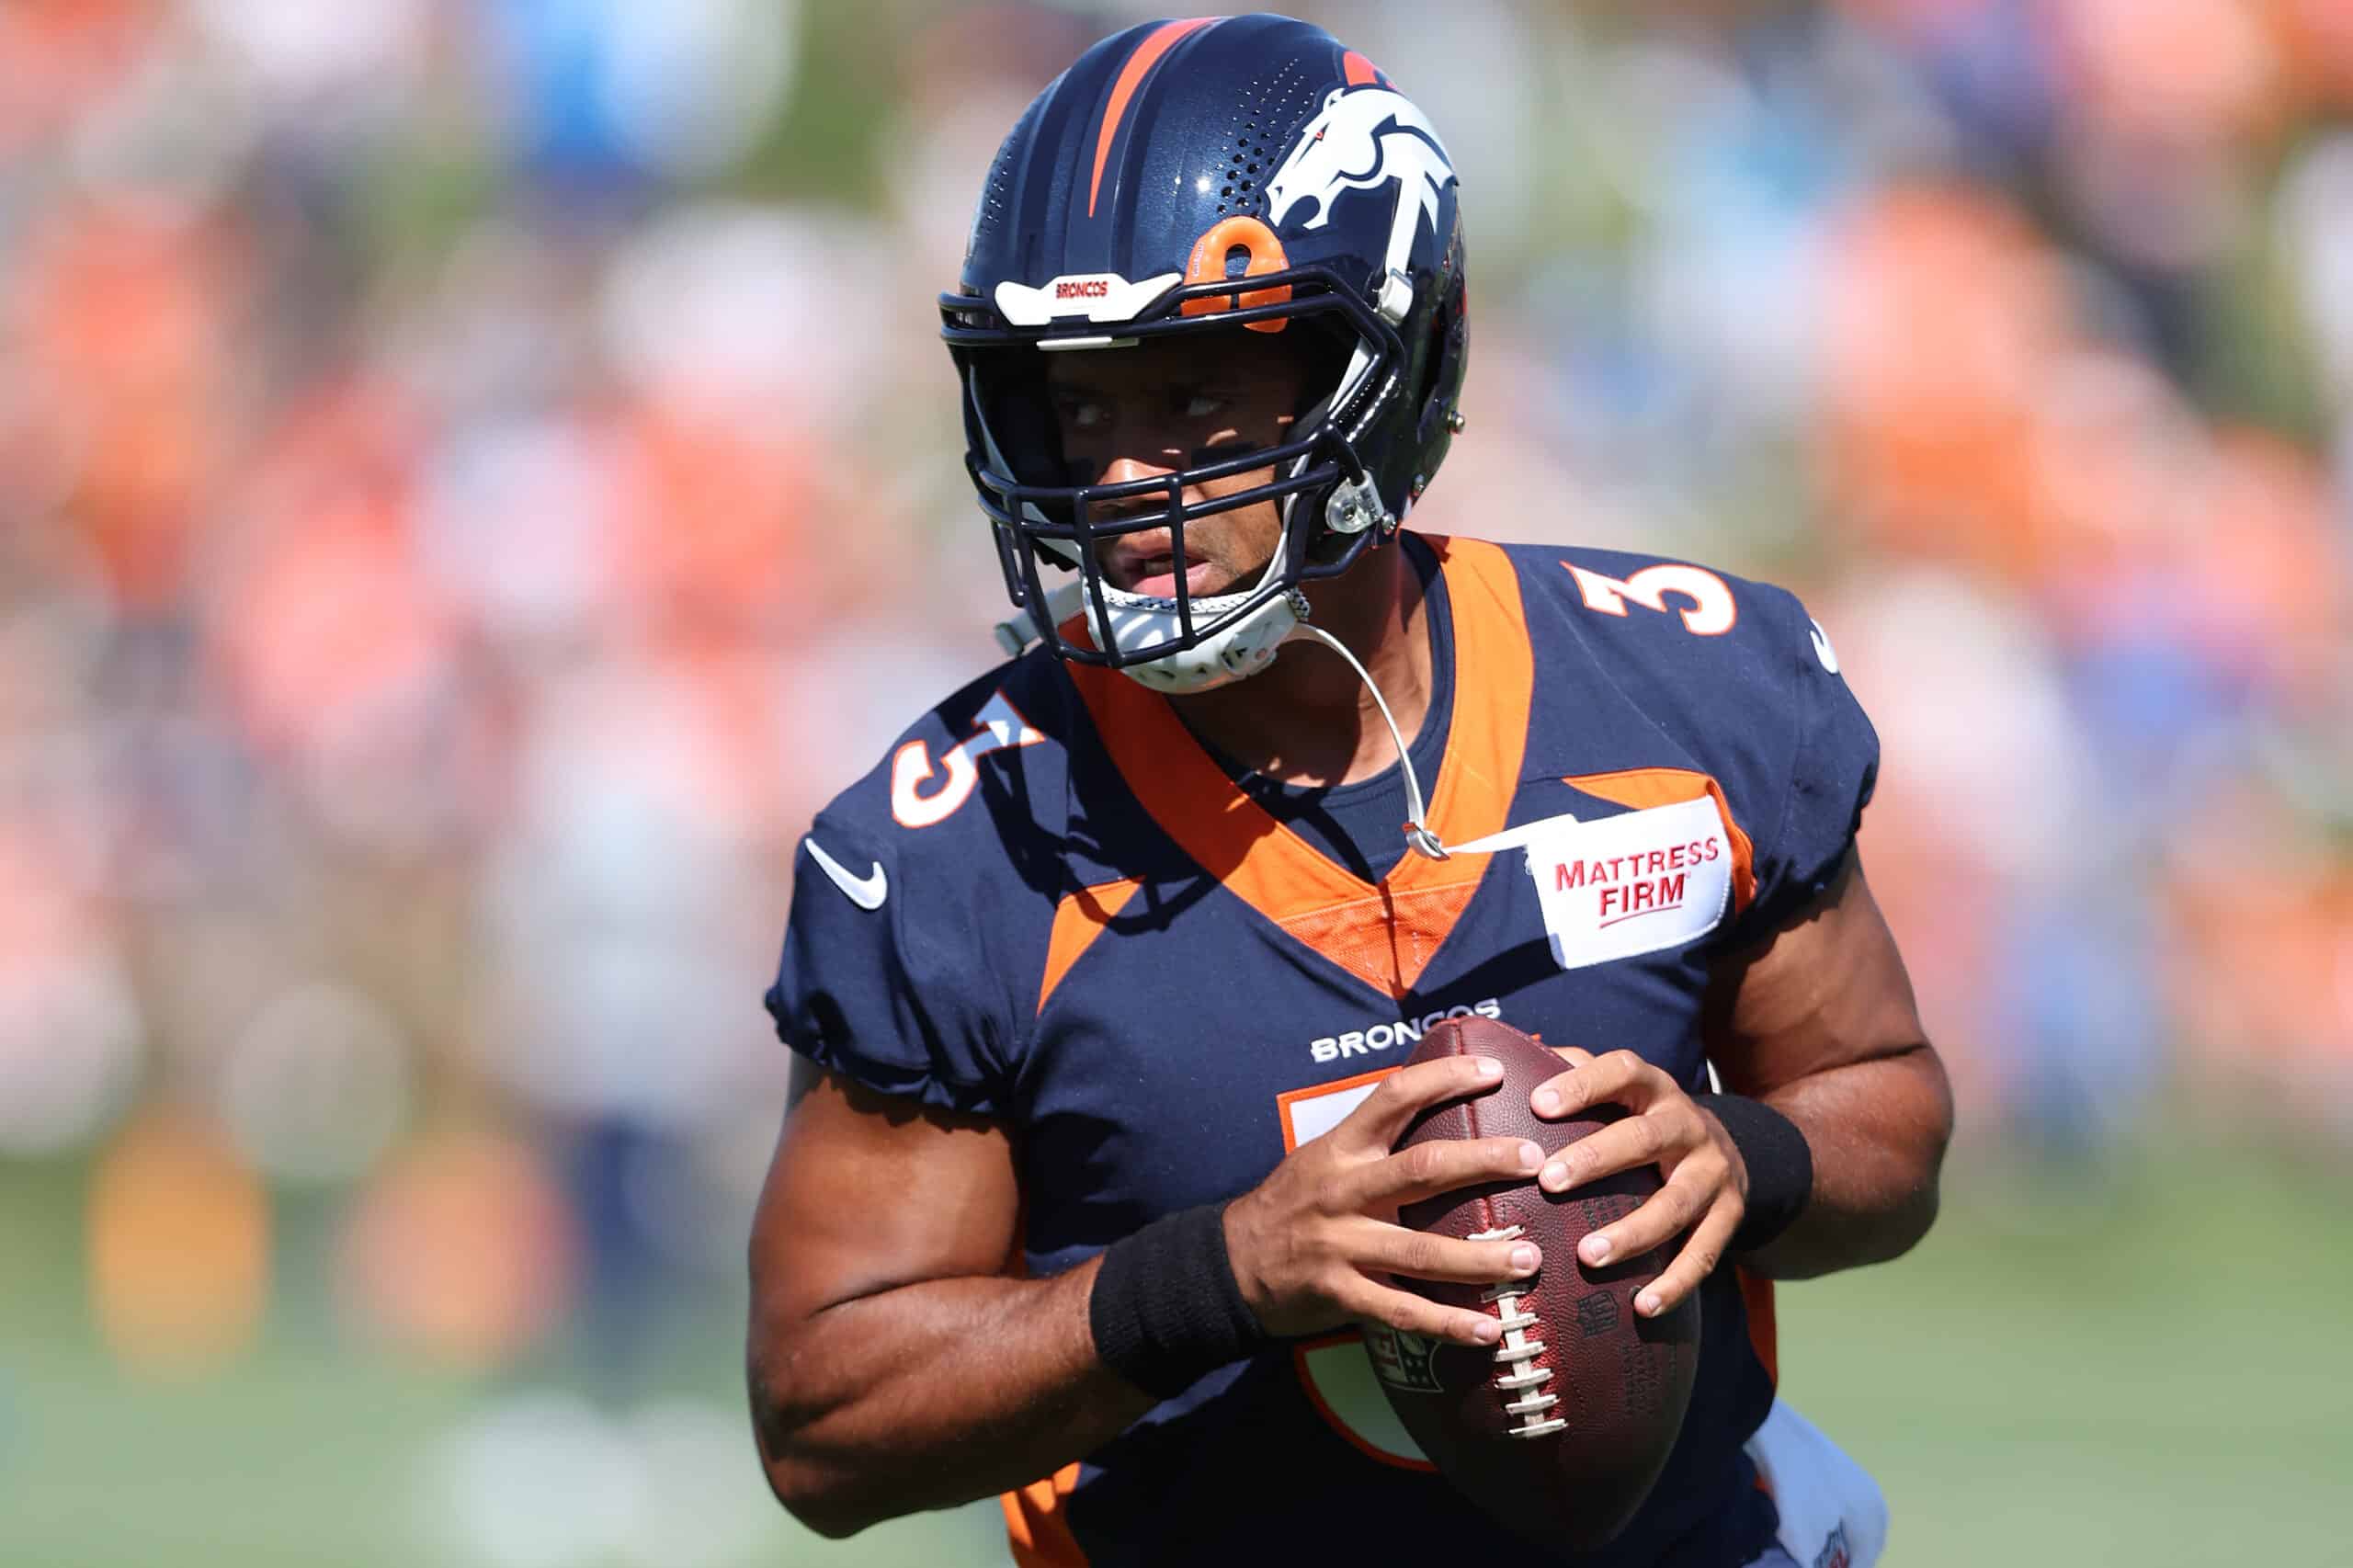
xmin=748 ymin=16 xmax=1950 ymax=1568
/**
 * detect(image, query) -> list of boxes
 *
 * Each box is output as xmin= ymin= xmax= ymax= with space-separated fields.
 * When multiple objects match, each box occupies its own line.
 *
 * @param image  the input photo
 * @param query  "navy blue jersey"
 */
xmin=767 ymin=536 xmax=1879 ymax=1568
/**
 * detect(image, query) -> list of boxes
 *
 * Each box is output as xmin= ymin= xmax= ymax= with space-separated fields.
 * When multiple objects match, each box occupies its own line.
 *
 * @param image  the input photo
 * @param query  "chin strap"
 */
xmin=1283 ymin=622 xmax=1450 ymax=862
xmin=1283 ymin=622 xmax=1577 ymax=865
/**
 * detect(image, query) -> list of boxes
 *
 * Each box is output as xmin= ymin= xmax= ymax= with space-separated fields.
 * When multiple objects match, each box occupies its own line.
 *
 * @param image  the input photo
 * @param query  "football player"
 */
xmin=748 ymin=16 xmax=1951 ymax=1567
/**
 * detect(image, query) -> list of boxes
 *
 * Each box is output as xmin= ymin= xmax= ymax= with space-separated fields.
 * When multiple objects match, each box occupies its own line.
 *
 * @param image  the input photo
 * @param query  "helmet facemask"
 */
xmin=947 ymin=268 xmax=1413 ymax=692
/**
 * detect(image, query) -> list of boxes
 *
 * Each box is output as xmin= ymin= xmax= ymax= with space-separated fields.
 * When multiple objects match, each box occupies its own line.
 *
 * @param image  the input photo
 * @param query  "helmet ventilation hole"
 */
xmin=1220 ymin=60 xmax=1304 ymax=218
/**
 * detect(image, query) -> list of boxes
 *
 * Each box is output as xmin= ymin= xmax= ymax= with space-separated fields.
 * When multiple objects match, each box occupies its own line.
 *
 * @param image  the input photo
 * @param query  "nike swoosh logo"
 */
xmin=804 ymin=838 xmax=887 ymax=910
xmin=1809 ymin=619 xmax=1840 ymax=676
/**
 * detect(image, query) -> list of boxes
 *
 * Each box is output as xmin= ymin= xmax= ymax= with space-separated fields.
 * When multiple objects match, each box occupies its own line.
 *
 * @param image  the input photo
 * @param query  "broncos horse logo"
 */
xmin=1265 ymin=86 xmax=1455 ymax=278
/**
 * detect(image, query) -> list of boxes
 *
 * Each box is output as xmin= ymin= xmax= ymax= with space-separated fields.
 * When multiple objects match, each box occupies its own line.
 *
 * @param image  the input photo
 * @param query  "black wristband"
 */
xmin=1697 ymin=1093 xmax=1813 ymax=1254
xmin=1088 ymin=1203 xmax=1268 ymax=1400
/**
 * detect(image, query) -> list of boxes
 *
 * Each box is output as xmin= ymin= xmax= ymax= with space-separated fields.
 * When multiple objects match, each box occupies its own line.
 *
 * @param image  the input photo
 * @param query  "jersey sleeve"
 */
xmin=764 ymin=809 xmax=1020 ymax=1118
xmin=1745 ymin=589 xmax=1880 ymax=931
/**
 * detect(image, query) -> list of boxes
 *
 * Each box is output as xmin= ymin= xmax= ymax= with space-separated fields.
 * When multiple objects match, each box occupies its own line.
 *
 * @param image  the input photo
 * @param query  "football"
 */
xmin=1365 ymin=1016 xmax=1700 ymax=1551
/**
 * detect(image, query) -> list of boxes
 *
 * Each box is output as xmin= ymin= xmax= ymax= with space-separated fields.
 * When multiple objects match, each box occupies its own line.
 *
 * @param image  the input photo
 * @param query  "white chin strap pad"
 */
xmin=1091 ymin=585 xmax=1304 ymax=694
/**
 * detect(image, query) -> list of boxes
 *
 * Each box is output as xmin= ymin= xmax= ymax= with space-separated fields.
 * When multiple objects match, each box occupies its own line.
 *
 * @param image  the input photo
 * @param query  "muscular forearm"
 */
xmin=1738 ymin=1042 xmax=1952 ymax=1278
xmin=749 ymin=1258 xmax=1154 ymax=1537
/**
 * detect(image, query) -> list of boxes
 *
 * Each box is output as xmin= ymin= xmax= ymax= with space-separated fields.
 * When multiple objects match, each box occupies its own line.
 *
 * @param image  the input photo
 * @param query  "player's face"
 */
xmin=1044 ymin=330 xmax=1317 ymax=598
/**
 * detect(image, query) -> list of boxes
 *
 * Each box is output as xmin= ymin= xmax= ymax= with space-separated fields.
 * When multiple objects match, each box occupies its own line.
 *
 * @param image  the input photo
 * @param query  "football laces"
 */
xmin=1471 ymin=1224 xmax=1568 ymax=1438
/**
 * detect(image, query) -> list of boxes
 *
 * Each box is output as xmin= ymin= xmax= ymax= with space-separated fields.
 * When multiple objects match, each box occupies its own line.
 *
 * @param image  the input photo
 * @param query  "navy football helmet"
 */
xmin=942 ymin=13 xmax=1469 ymax=691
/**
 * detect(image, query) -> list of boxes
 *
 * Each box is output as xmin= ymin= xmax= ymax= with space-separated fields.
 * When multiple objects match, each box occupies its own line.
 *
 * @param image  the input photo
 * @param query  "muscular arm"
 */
xmin=745 ymin=1060 xmax=1154 ymax=1538
xmin=747 ymin=1051 xmax=1542 ymax=1537
xmin=1705 ymin=849 xmax=1954 ymax=1278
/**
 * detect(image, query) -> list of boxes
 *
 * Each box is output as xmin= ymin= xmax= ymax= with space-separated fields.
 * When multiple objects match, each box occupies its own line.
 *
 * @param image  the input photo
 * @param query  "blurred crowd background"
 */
xmin=3 ymin=2 xmax=2349 ymax=1565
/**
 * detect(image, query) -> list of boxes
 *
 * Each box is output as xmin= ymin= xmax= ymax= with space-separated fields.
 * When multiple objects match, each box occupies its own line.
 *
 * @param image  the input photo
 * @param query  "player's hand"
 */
xmin=1222 ymin=1055 xmax=1544 ymax=1349
xmin=1529 ymin=1048 xmax=1746 ymax=1319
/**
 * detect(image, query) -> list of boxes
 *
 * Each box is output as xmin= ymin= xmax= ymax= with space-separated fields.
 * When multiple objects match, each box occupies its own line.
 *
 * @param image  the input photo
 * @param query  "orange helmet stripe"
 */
xmin=1089 ymin=17 xmax=1221 ymax=218
xmin=1342 ymin=50 xmax=1380 ymax=86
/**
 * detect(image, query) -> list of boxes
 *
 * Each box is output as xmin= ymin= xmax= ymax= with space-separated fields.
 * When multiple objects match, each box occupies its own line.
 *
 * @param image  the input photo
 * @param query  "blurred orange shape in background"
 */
xmin=2180 ymin=428 xmax=2344 ymax=695
xmin=2012 ymin=347 xmax=2212 ymax=636
xmin=86 ymin=1106 xmax=269 ymax=1377
xmin=2161 ymin=782 xmax=2353 ymax=1074
xmin=2059 ymin=0 xmax=2283 ymax=144
xmin=16 ymin=199 xmax=240 ymax=612
xmin=335 ymin=1130 xmax=580 ymax=1371
xmin=0 ymin=0 xmax=153 ymax=157
xmin=1819 ymin=184 xmax=2066 ymax=583
xmin=209 ymin=381 xmax=448 ymax=757
xmin=612 ymin=397 xmax=810 ymax=642
xmin=2271 ymin=0 xmax=2353 ymax=109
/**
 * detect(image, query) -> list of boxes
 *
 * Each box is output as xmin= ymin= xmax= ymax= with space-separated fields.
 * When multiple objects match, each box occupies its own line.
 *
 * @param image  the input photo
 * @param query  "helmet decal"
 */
xmin=1090 ymin=17 xmax=1222 ymax=217
xmin=1180 ymin=217 xmax=1293 ymax=333
xmin=994 ymin=270 xmax=1183 ymax=327
xmin=1266 ymin=86 xmax=1454 ymax=279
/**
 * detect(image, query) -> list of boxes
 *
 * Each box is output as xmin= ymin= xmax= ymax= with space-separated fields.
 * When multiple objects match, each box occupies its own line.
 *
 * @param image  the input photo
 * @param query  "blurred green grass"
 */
xmin=3 ymin=1129 xmax=2347 ymax=1567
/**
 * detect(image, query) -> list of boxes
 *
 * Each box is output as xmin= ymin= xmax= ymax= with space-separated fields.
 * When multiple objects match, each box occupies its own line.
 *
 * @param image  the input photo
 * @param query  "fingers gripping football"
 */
xmin=1222 ymin=1056 xmax=1542 ymax=1347
xmin=1530 ymin=1048 xmax=1749 ymax=1318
